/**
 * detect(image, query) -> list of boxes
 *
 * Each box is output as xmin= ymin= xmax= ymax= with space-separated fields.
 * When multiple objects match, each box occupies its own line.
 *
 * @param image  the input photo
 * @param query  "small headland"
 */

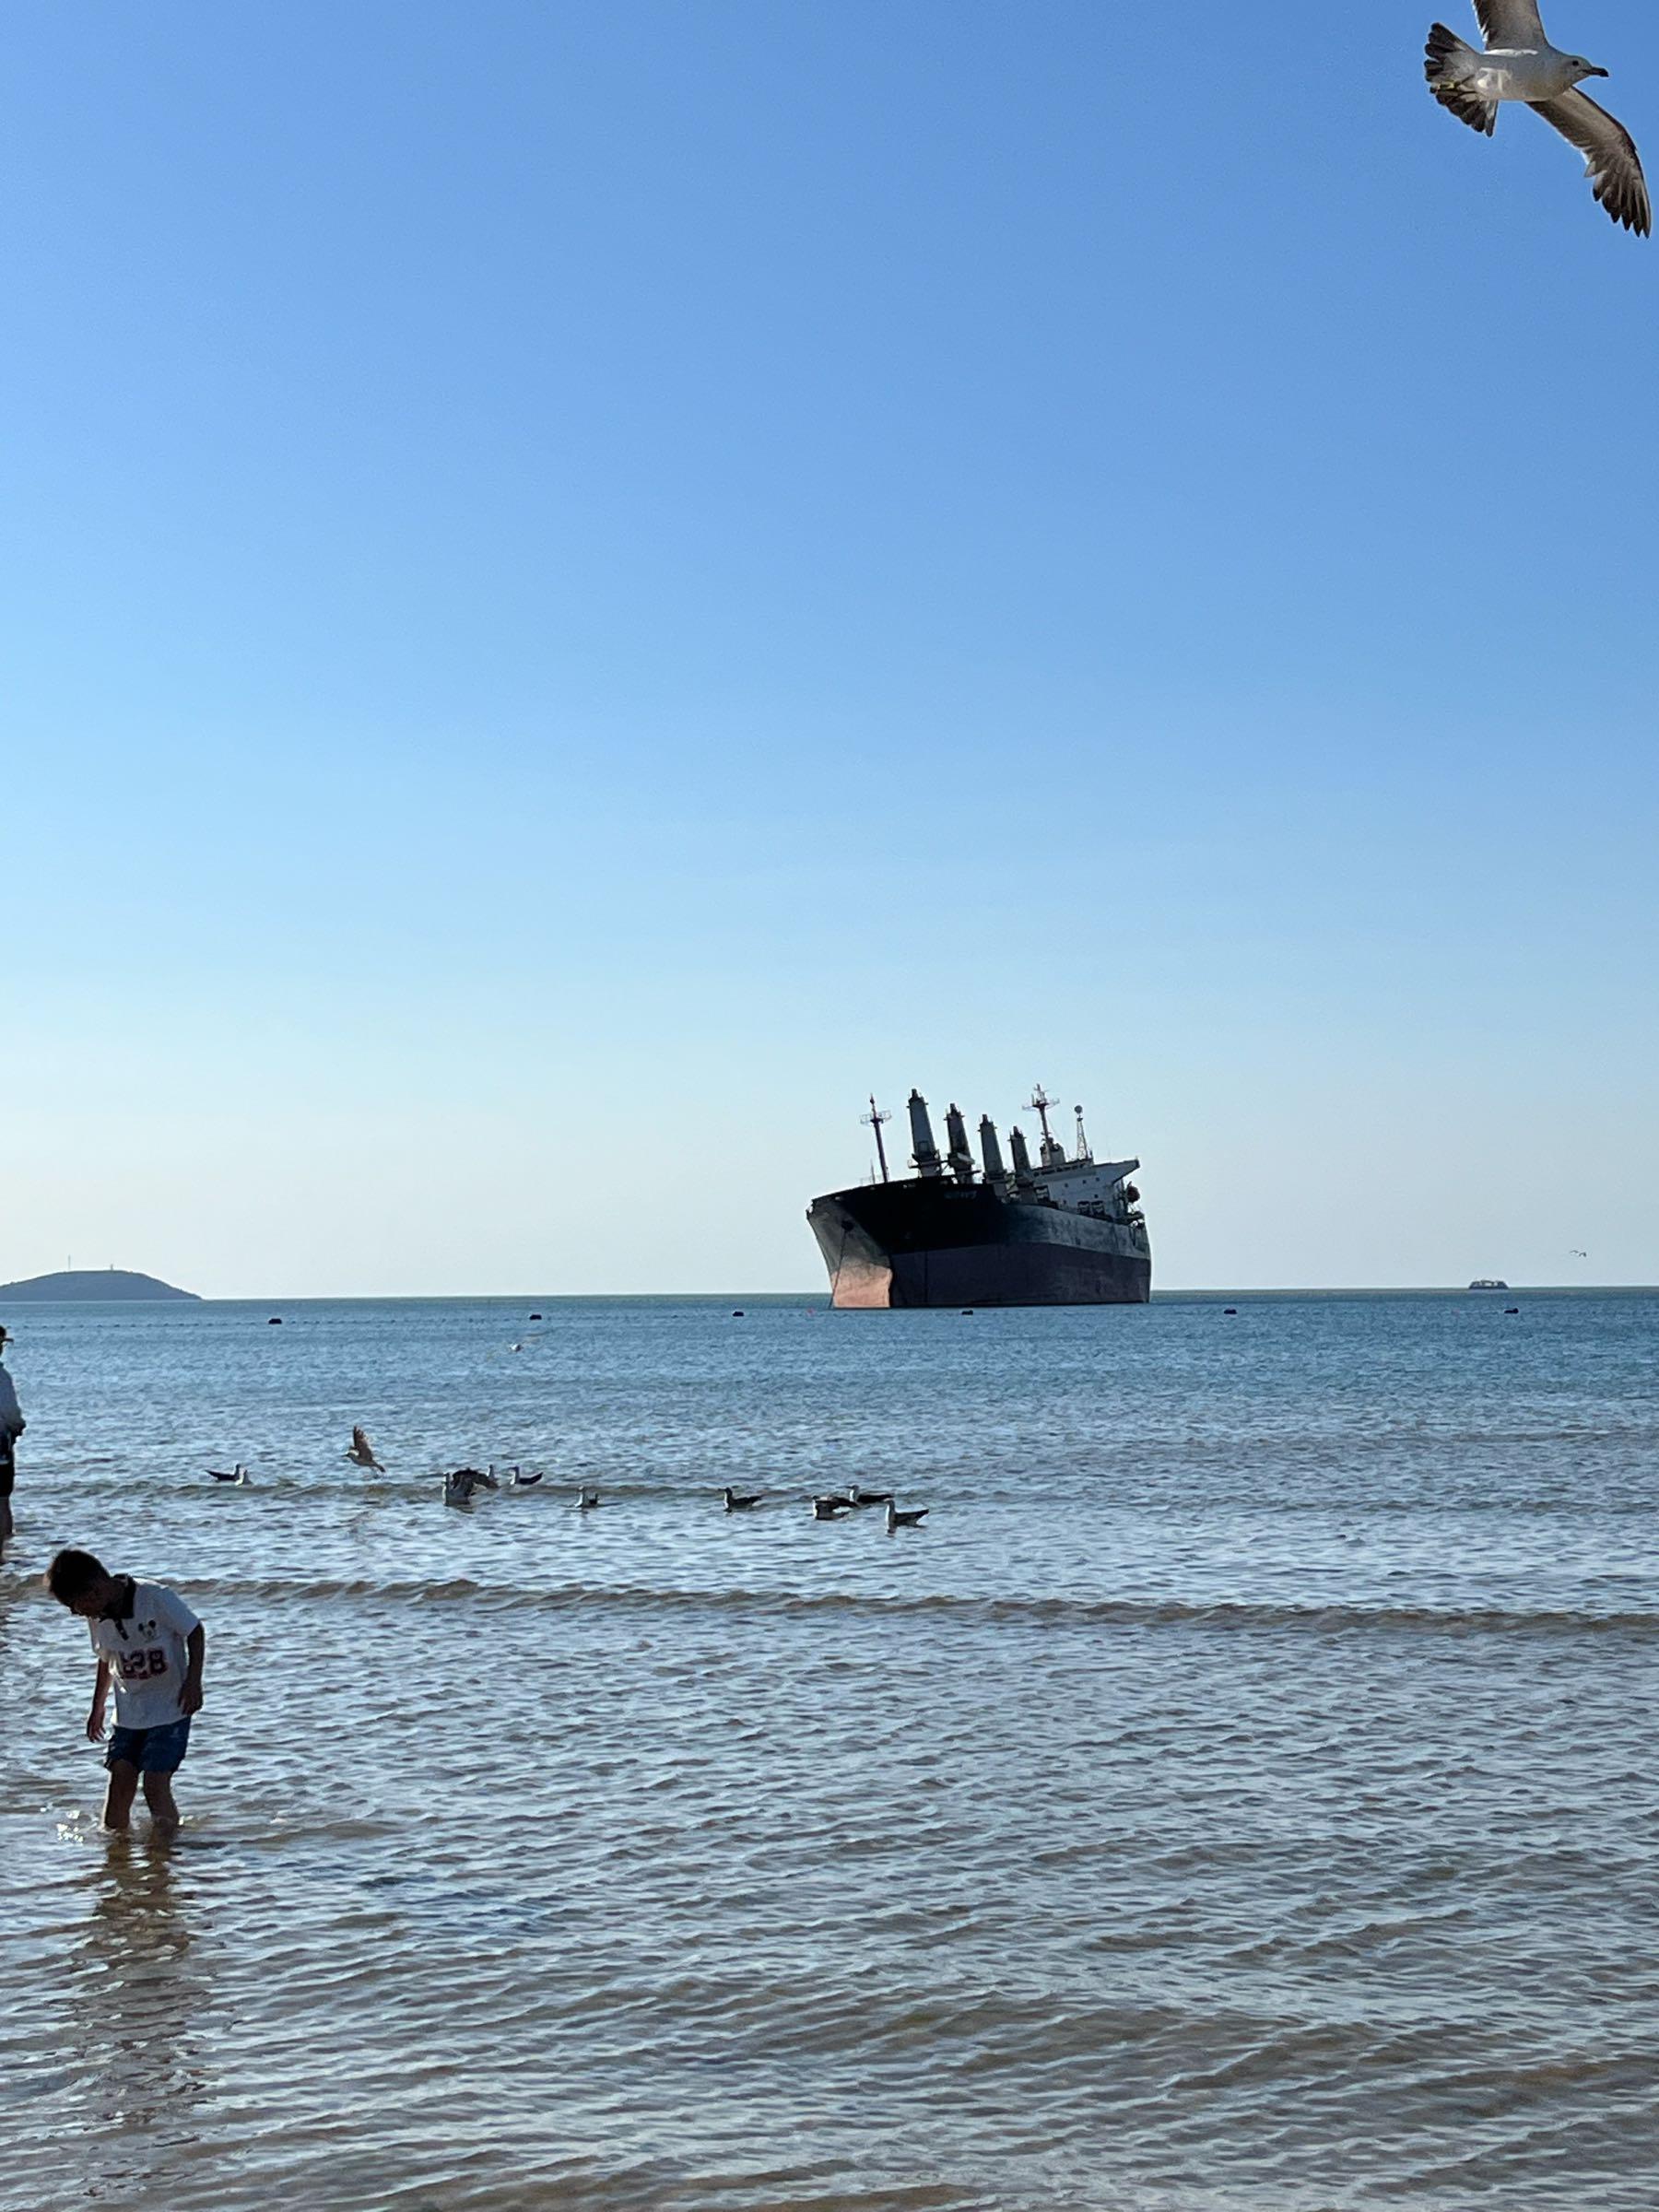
xmin=0 ymin=1268 xmax=200 ymax=1302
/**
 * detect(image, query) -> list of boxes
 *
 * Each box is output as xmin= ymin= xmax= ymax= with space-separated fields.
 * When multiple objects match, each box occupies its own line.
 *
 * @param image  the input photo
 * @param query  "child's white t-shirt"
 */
xmin=90 ymin=1582 xmax=200 ymax=1728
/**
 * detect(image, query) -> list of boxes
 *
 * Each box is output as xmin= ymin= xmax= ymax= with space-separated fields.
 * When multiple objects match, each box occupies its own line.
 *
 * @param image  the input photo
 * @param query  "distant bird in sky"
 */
xmin=885 ymin=1502 xmax=928 ymax=1531
xmin=346 ymin=1424 xmax=384 ymax=1472
xmin=207 ymin=1463 xmax=249 ymax=1485
xmin=1426 ymin=5 xmax=1651 ymax=234
xmin=1571 ymin=1248 xmax=1589 ymax=1258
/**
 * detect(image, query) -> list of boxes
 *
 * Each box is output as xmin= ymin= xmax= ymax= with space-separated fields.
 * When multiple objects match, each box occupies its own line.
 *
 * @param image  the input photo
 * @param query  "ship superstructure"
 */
xmin=807 ymin=1085 xmax=1150 ymax=1309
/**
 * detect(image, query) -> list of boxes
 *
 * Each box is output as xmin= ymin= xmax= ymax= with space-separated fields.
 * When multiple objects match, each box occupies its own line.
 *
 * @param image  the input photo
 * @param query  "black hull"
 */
xmin=807 ymin=1182 xmax=1151 ymax=1309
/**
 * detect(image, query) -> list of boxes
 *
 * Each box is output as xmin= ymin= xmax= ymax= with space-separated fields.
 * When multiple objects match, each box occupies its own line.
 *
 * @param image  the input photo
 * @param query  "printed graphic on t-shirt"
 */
xmin=93 ymin=1585 xmax=199 ymax=1729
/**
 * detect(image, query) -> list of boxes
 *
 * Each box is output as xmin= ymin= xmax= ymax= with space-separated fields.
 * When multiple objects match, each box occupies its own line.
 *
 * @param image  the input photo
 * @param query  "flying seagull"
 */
xmin=1426 ymin=5 xmax=1651 ymax=234
xmin=346 ymin=1424 xmax=385 ymax=1472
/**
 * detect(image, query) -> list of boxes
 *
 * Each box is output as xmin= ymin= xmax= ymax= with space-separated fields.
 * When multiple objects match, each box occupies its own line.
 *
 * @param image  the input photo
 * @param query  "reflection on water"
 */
xmin=61 ymin=1839 xmax=211 ymax=2192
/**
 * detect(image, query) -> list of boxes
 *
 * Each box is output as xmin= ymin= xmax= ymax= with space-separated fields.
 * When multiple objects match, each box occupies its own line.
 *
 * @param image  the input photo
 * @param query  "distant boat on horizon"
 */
xmin=1468 ymin=1278 xmax=1510 ymax=1291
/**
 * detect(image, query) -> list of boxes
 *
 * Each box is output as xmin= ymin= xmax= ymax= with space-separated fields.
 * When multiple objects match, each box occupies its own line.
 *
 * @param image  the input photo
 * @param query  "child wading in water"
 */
xmin=46 ymin=1549 xmax=206 ymax=1836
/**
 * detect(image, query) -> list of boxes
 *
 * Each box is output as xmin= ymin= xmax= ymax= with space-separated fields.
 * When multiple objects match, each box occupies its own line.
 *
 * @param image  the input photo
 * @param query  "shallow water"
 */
xmin=2 ymin=1290 xmax=1656 ymax=2210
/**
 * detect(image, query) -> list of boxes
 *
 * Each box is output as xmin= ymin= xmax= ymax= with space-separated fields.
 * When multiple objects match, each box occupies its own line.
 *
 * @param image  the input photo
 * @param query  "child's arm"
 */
xmin=87 ymin=1658 xmax=111 ymax=1742
xmin=180 ymin=1624 xmax=206 ymax=1716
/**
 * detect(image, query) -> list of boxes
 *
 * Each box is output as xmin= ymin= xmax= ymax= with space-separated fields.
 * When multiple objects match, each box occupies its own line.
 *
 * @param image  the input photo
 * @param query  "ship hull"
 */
xmin=807 ymin=1182 xmax=1151 ymax=1310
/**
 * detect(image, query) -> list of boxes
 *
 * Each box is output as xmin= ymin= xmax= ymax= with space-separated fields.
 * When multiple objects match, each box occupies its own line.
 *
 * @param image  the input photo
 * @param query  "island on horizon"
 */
xmin=0 ymin=1267 xmax=200 ymax=1302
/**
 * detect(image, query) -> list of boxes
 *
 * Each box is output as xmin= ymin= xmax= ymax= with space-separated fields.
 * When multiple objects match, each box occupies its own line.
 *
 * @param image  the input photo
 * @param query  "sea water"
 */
xmin=1 ymin=1289 xmax=1656 ymax=2211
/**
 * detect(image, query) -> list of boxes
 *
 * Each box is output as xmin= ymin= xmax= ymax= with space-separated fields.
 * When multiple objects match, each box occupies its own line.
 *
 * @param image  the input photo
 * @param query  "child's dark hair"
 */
xmin=45 ymin=1548 xmax=109 ymax=1606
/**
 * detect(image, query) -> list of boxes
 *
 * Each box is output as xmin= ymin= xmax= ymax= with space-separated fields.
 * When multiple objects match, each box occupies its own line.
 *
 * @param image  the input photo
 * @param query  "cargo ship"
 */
xmin=807 ymin=1086 xmax=1150 ymax=1309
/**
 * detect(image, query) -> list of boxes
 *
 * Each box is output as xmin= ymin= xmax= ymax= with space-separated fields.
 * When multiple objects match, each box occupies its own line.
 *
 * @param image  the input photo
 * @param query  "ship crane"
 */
xmin=944 ymin=1103 xmax=975 ymax=1187
xmin=908 ymin=1089 xmax=943 ymax=1179
xmin=978 ymin=1115 xmax=1011 ymax=1194
xmin=1007 ymin=1124 xmax=1036 ymax=1191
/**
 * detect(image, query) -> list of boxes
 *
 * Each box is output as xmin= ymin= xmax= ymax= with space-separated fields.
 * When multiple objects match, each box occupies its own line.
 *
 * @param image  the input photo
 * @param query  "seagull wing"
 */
xmin=1531 ymin=90 xmax=1652 ymax=234
xmin=1475 ymin=1 xmax=1546 ymax=48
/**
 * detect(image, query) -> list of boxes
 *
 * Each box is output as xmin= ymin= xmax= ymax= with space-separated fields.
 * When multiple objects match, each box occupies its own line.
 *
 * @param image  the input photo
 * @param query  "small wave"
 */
xmin=174 ymin=1571 xmax=1659 ymax=1641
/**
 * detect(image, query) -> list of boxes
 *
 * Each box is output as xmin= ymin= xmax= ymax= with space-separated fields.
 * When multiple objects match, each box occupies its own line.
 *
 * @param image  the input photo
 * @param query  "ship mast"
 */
xmin=861 ymin=1096 xmax=892 ymax=1183
xmin=1030 ymin=1083 xmax=1066 ymax=1172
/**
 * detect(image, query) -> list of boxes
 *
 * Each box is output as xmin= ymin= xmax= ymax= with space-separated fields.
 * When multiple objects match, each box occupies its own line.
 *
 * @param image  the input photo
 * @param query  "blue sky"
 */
xmin=5 ymin=2 xmax=1656 ymax=1294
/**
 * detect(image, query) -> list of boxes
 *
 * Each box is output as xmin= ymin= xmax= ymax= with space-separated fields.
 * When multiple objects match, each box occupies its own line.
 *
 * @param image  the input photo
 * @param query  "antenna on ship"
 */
xmin=861 ymin=1096 xmax=892 ymax=1183
xmin=1074 ymin=1104 xmax=1091 ymax=1162
xmin=1030 ymin=1084 xmax=1065 ymax=1171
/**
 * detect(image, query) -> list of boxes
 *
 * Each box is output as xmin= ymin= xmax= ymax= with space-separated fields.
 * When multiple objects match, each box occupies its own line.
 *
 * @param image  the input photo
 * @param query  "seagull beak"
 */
xmin=1589 ymin=65 xmax=1610 ymax=77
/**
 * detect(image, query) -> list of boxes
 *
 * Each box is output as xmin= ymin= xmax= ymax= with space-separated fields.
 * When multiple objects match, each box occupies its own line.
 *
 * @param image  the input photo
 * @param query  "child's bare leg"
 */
xmin=141 ymin=1770 xmax=181 ymax=1837
xmin=101 ymin=1761 xmax=138 ymax=1830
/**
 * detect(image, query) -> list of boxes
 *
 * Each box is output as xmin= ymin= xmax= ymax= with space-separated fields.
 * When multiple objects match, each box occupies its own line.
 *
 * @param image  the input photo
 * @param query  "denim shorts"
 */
xmin=105 ymin=1718 xmax=192 ymax=1774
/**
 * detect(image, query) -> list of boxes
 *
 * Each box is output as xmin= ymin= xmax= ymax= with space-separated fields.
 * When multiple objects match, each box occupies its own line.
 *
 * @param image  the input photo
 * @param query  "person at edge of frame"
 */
xmin=0 ymin=1324 xmax=24 ymax=1551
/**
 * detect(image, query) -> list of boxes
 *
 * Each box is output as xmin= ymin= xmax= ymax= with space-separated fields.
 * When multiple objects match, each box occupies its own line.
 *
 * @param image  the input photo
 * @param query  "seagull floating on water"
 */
xmin=576 ymin=1485 xmax=602 ymax=1511
xmin=812 ymin=1494 xmax=854 ymax=1520
xmin=885 ymin=1502 xmax=928 ymax=1531
xmin=207 ymin=1463 xmax=250 ymax=1485
xmin=1426 ymin=4 xmax=1650 ymax=233
xmin=346 ymin=1425 xmax=384 ymax=1472
xmin=845 ymin=1487 xmax=894 ymax=1508
xmin=724 ymin=1487 xmax=763 ymax=1511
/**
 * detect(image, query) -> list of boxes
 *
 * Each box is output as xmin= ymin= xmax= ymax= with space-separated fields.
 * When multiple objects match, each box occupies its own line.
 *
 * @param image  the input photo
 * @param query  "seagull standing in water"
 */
xmin=1426 ymin=4 xmax=1650 ymax=234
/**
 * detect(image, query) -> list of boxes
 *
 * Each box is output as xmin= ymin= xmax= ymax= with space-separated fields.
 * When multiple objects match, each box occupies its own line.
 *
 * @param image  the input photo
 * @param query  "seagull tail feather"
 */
xmin=1426 ymin=25 xmax=1498 ymax=136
